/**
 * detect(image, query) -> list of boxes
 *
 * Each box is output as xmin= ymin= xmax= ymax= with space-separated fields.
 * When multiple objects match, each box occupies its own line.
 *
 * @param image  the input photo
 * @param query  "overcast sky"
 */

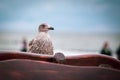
xmin=0 ymin=0 xmax=120 ymax=34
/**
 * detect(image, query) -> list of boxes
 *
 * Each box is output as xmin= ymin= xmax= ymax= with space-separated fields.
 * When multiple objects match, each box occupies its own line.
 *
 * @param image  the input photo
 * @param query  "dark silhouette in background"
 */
xmin=21 ymin=37 xmax=27 ymax=52
xmin=100 ymin=42 xmax=112 ymax=56
xmin=116 ymin=44 xmax=120 ymax=60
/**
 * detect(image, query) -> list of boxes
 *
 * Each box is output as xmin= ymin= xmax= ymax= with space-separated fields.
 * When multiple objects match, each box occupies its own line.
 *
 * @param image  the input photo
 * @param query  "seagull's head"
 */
xmin=38 ymin=23 xmax=54 ymax=33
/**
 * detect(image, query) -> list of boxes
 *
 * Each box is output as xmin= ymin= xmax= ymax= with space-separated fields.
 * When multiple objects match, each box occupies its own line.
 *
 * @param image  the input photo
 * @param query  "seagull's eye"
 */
xmin=41 ymin=24 xmax=46 ymax=28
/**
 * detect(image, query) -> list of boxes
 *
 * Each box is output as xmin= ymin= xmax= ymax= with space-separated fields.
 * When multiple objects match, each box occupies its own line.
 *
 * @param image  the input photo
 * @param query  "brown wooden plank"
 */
xmin=0 ymin=51 xmax=120 ymax=70
xmin=65 ymin=54 xmax=120 ymax=70
xmin=0 ymin=51 xmax=53 ymax=62
xmin=0 ymin=59 xmax=120 ymax=80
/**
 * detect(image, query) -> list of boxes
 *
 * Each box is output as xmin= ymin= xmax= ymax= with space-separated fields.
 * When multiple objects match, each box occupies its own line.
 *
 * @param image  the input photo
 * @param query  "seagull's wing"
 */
xmin=29 ymin=39 xmax=34 ymax=46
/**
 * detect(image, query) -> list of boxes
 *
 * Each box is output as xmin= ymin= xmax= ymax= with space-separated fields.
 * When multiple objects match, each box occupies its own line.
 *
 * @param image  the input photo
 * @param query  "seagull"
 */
xmin=28 ymin=23 xmax=54 ymax=55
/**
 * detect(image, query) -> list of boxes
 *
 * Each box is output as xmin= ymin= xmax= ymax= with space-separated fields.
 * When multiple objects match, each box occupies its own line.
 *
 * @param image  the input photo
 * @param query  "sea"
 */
xmin=0 ymin=32 xmax=120 ymax=59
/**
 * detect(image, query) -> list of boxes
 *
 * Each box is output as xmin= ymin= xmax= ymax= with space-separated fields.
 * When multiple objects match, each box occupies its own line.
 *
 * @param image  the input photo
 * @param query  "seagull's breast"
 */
xmin=28 ymin=32 xmax=53 ymax=55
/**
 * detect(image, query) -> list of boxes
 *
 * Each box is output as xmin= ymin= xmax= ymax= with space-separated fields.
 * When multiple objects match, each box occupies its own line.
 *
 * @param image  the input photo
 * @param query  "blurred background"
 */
xmin=0 ymin=0 xmax=120 ymax=58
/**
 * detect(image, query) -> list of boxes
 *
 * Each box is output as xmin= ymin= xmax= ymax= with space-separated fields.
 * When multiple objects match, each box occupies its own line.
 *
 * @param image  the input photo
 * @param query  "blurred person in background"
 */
xmin=21 ymin=37 xmax=27 ymax=52
xmin=100 ymin=41 xmax=112 ymax=56
xmin=116 ymin=44 xmax=120 ymax=60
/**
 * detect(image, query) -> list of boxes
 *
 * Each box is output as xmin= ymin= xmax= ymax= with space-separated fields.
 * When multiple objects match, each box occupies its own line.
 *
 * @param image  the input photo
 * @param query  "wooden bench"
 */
xmin=0 ymin=51 xmax=120 ymax=80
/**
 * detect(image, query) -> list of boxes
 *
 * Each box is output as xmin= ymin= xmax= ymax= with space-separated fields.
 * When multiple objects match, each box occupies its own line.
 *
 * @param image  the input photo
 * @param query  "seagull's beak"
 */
xmin=48 ymin=27 xmax=54 ymax=30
